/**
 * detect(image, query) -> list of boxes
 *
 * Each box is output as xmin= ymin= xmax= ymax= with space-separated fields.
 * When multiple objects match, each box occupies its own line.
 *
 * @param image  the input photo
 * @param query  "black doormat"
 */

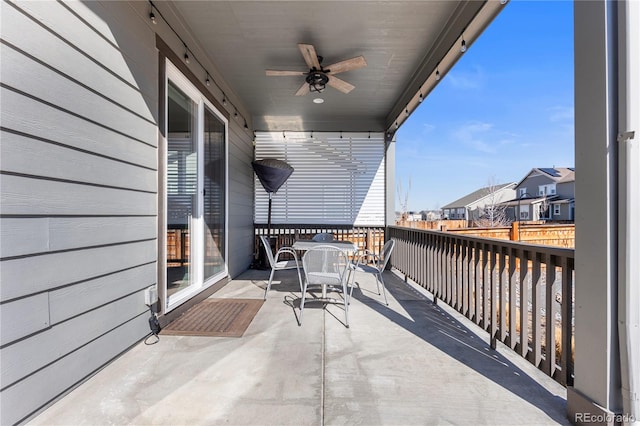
xmin=160 ymin=298 xmax=264 ymax=337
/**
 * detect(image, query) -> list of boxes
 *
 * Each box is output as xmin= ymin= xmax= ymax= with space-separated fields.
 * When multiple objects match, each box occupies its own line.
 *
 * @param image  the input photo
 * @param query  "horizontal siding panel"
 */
xmin=0 ymin=313 xmax=147 ymax=426
xmin=9 ymin=0 xmax=142 ymax=91
xmin=0 ymin=240 xmax=156 ymax=301
xmin=0 ymin=88 xmax=157 ymax=170
xmin=0 ymin=175 xmax=156 ymax=216
xmin=0 ymin=293 xmax=50 ymax=346
xmin=0 ymin=217 xmax=156 ymax=258
xmin=0 ymin=132 xmax=156 ymax=193
xmin=1 ymin=46 xmax=156 ymax=145
xmin=0 ymin=218 xmax=50 ymax=258
xmin=49 ymin=263 xmax=156 ymax=324
xmin=0 ymin=293 xmax=146 ymax=388
xmin=87 ymin=1 xmax=162 ymax=98
xmin=0 ymin=2 xmax=155 ymax=123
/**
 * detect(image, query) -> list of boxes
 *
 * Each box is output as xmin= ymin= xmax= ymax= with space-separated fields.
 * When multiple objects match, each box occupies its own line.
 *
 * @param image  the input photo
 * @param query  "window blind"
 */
xmin=254 ymin=131 xmax=385 ymax=226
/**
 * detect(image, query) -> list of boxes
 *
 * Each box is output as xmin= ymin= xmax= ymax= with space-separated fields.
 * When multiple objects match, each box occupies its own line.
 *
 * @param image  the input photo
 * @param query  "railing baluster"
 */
xmin=519 ymin=249 xmax=530 ymax=359
xmin=482 ymin=243 xmax=490 ymax=330
xmin=532 ymin=253 xmax=543 ymax=367
xmin=500 ymin=246 xmax=508 ymax=343
xmin=509 ymin=247 xmax=517 ymax=350
xmin=467 ymin=240 xmax=473 ymax=319
xmin=490 ymin=245 xmax=498 ymax=348
xmin=474 ymin=242 xmax=482 ymax=325
xmin=544 ymin=254 xmax=557 ymax=378
xmin=561 ymin=256 xmax=574 ymax=386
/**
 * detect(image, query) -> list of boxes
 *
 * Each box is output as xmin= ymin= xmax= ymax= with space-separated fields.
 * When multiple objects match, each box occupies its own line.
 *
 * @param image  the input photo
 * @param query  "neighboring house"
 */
xmin=504 ymin=167 xmax=575 ymax=222
xmin=441 ymin=182 xmax=516 ymax=223
xmin=423 ymin=210 xmax=442 ymax=221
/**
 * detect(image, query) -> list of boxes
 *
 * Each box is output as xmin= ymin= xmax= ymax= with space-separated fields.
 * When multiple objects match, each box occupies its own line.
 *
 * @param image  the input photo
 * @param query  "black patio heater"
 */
xmin=252 ymin=159 xmax=294 ymax=266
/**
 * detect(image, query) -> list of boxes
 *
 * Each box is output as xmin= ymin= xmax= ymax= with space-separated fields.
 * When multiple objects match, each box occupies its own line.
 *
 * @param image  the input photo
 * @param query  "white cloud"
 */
xmin=446 ymin=65 xmax=486 ymax=90
xmin=548 ymin=105 xmax=574 ymax=123
xmin=451 ymin=121 xmax=496 ymax=154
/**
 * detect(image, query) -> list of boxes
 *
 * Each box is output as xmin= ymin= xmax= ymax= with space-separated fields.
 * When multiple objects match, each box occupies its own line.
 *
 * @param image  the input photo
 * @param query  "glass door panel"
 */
xmin=203 ymin=107 xmax=226 ymax=282
xmin=166 ymin=81 xmax=198 ymax=299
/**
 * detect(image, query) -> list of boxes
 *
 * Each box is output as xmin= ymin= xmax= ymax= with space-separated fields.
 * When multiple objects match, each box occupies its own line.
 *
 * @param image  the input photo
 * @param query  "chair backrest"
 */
xmin=259 ymin=235 xmax=276 ymax=268
xmin=376 ymin=239 xmax=396 ymax=271
xmin=312 ymin=233 xmax=336 ymax=242
xmin=302 ymin=245 xmax=349 ymax=286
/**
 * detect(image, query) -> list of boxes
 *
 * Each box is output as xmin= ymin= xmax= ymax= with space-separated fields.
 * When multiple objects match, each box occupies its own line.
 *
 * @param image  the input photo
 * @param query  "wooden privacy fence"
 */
xmin=388 ymin=225 xmax=575 ymax=386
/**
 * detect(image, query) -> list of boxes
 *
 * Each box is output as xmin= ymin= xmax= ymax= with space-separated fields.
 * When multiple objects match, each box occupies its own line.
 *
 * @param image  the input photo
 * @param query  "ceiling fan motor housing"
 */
xmin=306 ymin=71 xmax=329 ymax=92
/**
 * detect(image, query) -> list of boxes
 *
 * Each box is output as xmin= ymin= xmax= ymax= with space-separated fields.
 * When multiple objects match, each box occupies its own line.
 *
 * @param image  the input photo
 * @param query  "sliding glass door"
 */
xmin=165 ymin=61 xmax=227 ymax=311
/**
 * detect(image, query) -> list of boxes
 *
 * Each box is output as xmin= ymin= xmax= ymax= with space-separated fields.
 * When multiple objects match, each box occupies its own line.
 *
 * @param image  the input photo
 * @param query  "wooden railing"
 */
xmin=253 ymin=224 xmax=386 ymax=260
xmin=388 ymin=226 xmax=575 ymax=386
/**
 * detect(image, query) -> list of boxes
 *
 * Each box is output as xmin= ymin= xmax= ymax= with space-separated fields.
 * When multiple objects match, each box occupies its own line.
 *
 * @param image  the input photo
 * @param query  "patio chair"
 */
xmin=260 ymin=235 xmax=303 ymax=300
xmin=348 ymin=239 xmax=396 ymax=306
xmin=300 ymin=245 xmax=351 ymax=327
xmin=312 ymin=232 xmax=336 ymax=242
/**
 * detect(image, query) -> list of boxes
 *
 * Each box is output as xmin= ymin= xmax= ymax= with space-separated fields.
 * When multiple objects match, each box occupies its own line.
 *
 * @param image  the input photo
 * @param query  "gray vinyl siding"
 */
xmin=0 ymin=1 xmax=254 ymax=424
xmin=516 ymin=175 xmax=555 ymax=196
xmin=0 ymin=1 xmax=158 ymax=424
xmin=227 ymin=120 xmax=255 ymax=278
xmin=557 ymin=181 xmax=575 ymax=198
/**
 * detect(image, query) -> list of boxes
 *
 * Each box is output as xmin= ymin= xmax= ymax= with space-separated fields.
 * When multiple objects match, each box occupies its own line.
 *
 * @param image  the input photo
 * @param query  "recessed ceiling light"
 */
xmin=313 ymin=98 xmax=324 ymax=104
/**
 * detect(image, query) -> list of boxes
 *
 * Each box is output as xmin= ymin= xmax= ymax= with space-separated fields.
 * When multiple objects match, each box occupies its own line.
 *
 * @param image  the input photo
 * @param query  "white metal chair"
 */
xmin=348 ymin=239 xmax=396 ymax=305
xmin=300 ymin=245 xmax=351 ymax=327
xmin=312 ymin=232 xmax=336 ymax=242
xmin=260 ymin=235 xmax=303 ymax=300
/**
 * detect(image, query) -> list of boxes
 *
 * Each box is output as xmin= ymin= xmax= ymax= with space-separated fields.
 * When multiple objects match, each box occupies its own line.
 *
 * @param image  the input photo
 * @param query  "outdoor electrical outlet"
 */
xmin=144 ymin=286 xmax=157 ymax=306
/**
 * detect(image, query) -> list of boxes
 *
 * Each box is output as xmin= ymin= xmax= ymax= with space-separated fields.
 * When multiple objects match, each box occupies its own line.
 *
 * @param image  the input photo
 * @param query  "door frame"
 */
xmin=162 ymin=59 xmax=229 ymax=313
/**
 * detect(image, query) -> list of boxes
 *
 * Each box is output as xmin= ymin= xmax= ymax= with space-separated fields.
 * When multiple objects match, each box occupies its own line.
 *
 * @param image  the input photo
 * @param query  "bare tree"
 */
xmin=397 ymin=176 xmax=412 ymax=221
xmin=472 ymin=177 xmax=511 ymax=228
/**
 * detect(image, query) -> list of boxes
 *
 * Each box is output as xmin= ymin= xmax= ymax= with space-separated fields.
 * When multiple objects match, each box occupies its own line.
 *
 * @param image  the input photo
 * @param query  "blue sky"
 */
xmin=395 ymin=0 xmax=574 ymax=212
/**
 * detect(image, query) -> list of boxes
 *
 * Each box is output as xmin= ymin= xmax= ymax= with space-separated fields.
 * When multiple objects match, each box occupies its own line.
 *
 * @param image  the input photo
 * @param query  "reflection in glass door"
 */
xmin=203 ymin=107 xmax=226 ymax=282
xmin=165 ymin=61 xmax=228 ymax=311
xmin=167 ymin=80 xmax=198 ymax=299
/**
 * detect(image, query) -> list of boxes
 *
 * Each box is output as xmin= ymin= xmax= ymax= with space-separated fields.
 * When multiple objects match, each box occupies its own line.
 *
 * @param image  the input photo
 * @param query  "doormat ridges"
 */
xmin=160 ymin=298 xmax=264 ymax=337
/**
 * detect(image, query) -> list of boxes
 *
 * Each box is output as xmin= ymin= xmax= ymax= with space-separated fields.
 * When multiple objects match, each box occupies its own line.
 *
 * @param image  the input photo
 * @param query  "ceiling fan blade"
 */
xmin=328 ymin=75 xmax=355 ymax=94
xmin=298 ymin=43 xmax=321 ymax=70
xmin=295 ymin=81 xmax=310 ymax=96
xmin=265 ymin=70 xmax=306 ymax=76
xmin=326 ymin=56 xmax=367 ymax=75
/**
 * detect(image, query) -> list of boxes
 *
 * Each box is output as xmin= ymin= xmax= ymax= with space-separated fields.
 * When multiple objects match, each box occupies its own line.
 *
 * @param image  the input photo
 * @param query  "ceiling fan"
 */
xmin=266 ymin=43 xmax=367 ymax=96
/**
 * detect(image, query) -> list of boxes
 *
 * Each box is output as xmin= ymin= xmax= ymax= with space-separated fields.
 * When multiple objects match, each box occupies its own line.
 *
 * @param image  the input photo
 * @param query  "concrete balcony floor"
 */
xmin=31 ymin=268 xmax=569 ymax=425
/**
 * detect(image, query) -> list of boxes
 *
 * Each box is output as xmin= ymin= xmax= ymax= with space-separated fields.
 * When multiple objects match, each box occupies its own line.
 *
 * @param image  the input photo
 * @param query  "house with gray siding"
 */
xmin=504 ymin=167 xmax=575 ymax=222
xmin=0 ymin=1 xmax=637 ymax=425
xmin=441 ymin=182 xmax=516 ymax=223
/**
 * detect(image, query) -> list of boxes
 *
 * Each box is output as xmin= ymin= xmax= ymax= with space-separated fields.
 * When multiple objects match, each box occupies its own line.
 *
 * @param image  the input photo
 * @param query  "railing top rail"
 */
xmin=388 ymin=225 xmax=575 ymax=258
xmin=255 ymin=224 xmax=384 ymax=229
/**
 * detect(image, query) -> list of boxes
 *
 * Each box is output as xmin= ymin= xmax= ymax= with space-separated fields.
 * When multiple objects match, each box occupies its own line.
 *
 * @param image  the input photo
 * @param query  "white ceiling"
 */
xmin=164 ymin=1 xmax=506 ymax=133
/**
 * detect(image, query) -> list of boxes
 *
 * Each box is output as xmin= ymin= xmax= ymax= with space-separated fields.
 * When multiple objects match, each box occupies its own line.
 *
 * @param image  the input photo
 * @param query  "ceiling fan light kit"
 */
xmin=306 ymin=72 xmax=329 ymax=93
xmin=266 ymin=43 xmax=367 ymax=96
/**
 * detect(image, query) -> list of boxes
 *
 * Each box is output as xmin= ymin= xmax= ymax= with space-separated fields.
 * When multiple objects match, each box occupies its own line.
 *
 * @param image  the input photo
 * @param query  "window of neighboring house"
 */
xmin=457 ymin=208 xmax=465 ymax=218
xmin=539 ymin=183 xmax=557 ymax=196
xmin=519 ymin=188 xmax=527 ymax=197
xmin=554 ymin=204 xmax=561 ymax=215
xmin=520 ymin=204 xmax=530 ymax=219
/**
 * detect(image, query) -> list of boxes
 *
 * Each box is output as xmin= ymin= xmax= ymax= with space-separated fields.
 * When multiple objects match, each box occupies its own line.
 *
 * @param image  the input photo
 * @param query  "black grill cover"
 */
xmin=252 ymin=159 xmax=294 ymax=193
